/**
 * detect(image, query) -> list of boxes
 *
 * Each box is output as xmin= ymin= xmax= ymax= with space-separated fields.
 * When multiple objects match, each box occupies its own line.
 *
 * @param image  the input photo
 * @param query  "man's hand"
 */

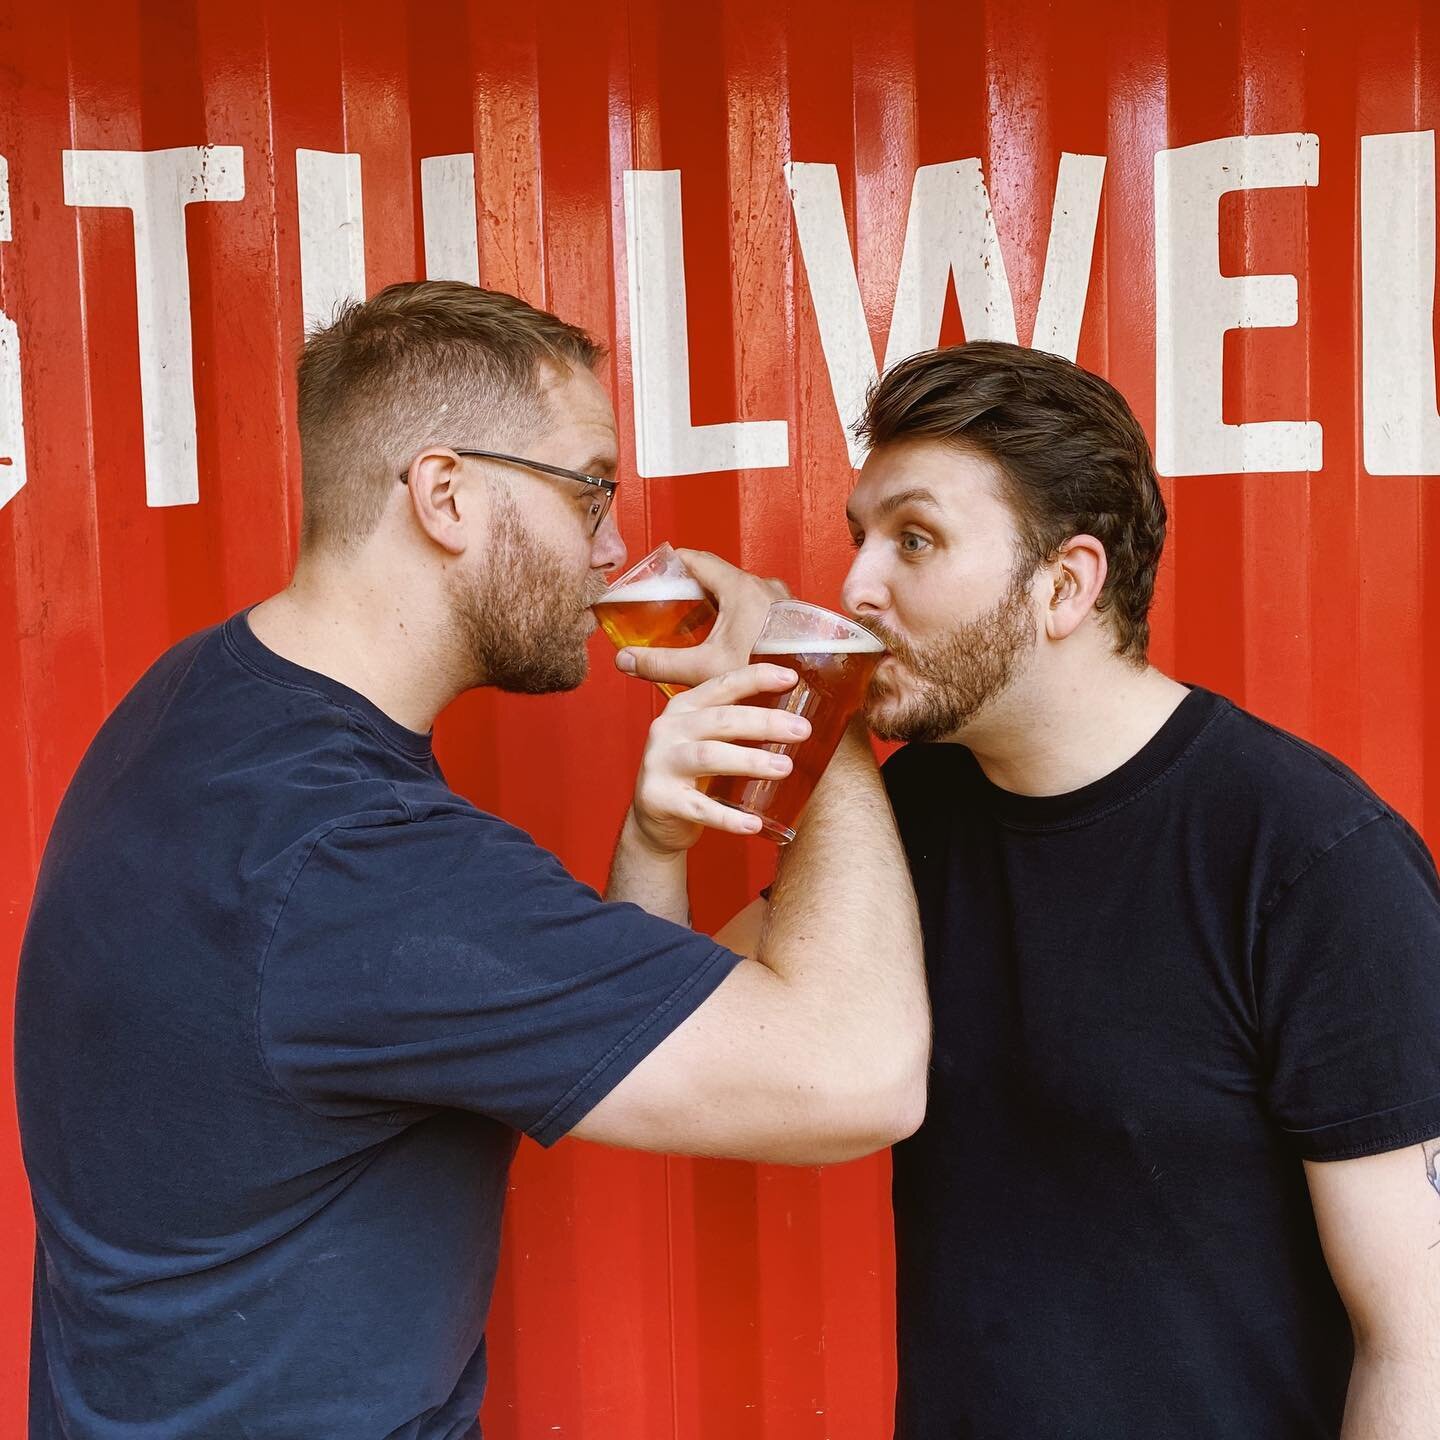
xmin=629 ymin=662 xmax=812 ymax=854
xmin=617 ymin=550 xmax=789 ymax=691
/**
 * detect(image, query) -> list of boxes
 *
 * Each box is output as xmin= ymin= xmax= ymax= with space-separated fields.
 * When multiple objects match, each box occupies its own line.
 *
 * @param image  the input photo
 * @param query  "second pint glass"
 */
xmin=709 ymin=601 xmax=886 ymax=843
xmin=592 ymin=543 xmax=718 ymax=698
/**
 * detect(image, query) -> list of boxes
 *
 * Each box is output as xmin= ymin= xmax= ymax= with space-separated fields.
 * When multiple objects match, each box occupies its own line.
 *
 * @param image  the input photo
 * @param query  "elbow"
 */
xmin=869 ymin=1049 xmax=931 ymax=1146
xmin=890 ymin=1063 xmax=930 ymax=1142
xmin=815 ymin=1047 xmax=931 ymax=1163
xmin=870 ymin=989 xmax=932 ymax=1148
xmin=743 ymin=1015 xmax=931 ymax=1166
xmin=881 ymin=1021 xmax=933 ymax=1140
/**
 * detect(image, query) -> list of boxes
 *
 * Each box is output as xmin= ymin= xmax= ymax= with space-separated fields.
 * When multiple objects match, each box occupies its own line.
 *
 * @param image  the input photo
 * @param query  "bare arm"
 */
xmin=575 ymin=721 xmax=928 ymax=1164
xmin=1306 ymin=1142 xmax=1440 ymax=1438
xmin=605 ymin=811 xmax=691 ymax=925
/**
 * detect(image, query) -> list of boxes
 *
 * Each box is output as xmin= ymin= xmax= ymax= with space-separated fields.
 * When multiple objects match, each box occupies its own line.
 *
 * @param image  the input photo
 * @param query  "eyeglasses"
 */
xmin=400 ymin=448 xmax=618 ymax=537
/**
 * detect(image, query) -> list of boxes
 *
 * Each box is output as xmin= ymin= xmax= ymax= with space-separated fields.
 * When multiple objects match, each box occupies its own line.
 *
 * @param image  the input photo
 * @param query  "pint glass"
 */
xmin=709 ymin=601 xmax=886 ymax=843
xmin=593 ymin=543 xmax=718 ymax=698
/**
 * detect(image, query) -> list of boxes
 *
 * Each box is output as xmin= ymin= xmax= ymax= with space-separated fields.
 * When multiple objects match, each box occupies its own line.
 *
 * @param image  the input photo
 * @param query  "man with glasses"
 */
xmin=15 ymin=281 xmax=928 ymax=1440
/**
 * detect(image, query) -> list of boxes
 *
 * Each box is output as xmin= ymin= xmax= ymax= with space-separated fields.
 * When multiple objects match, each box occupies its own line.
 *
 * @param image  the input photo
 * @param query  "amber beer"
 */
xmin=593 ymin=543 xmax=719 ymax=698
xmin=709 ymin=609 xmax=886 ymax=843
xmin=592 ymin=577 xmax=718 ymax=654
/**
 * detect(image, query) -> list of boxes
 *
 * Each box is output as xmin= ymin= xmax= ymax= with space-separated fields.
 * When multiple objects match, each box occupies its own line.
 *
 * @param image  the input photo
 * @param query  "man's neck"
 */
xmin=963 ymin=660 xmax=1191 ymax=798
xmin=247 ymin=561 xmax=464 ymax=734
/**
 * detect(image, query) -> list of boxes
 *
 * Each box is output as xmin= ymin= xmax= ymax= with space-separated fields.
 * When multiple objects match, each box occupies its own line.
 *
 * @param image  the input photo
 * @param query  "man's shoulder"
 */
xmin=64 ymin=612 xmax=489 ymax=887
xmin=1196 ymin=694 xmax=1399 ymax=839
xmin=109 ymin=620 xmax=224 ymax=718
xmin=1172 ymin=692 xmax=1440 ymax=914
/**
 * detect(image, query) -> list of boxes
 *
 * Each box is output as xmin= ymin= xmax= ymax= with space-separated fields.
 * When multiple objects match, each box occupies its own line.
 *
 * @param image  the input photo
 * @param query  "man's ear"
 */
xmin=1044 ymin=534 xmax=1107 ymax=641
xmin=403 ymin=449 xmax=469 ymax=556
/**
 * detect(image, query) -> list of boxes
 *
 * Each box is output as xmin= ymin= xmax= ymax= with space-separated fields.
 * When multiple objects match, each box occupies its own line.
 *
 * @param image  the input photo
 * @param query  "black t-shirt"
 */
xmin=15 ymin=613 xmax=739 ymax=1440
xmin=883 ymin=686 xmax=1440 ymax=1440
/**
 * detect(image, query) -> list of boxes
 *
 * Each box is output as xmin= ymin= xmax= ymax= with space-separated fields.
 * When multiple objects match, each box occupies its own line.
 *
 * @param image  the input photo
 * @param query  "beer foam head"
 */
xmin=597 ymin=577 xmax=707 ymax=604
xmin=752 ymin=635 xmax=886 ymax=655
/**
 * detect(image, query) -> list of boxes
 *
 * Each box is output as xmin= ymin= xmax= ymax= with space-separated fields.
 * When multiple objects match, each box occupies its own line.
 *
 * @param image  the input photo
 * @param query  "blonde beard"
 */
xmin=451 ymin=492 xmax=603 ymax=695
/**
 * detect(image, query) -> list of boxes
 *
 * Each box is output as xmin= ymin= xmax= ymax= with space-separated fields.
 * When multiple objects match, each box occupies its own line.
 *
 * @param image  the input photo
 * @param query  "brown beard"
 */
xmin=451 ymin=491 xmax=604 ymax=695
xmin=863 ymin=562 xmax=1038 ymax=743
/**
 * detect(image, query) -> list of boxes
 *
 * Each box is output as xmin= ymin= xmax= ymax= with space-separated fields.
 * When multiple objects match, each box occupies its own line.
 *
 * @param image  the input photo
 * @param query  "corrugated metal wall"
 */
xmin=3 ymin=1 xmax=1439 ymax=1434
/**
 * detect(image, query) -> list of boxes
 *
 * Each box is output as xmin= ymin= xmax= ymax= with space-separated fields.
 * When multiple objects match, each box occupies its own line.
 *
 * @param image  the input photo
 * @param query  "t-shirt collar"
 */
xmin=223 ymin=608 xmax=436 ymax=762
xmin=968 ymin=686 xmax=1226 ymax=831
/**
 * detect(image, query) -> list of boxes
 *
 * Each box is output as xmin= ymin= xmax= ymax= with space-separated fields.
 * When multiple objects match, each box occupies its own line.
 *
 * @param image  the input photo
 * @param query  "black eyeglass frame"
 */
xmin=400 ymin=448 xmax=618 ymax=536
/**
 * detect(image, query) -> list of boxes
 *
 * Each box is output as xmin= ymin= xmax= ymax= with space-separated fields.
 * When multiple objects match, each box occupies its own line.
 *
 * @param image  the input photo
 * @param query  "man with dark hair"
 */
xmin=628 ymin=341 xmax=1440 ymax=1439
xmin=15 ymin=281 xmax=928 ymax=1439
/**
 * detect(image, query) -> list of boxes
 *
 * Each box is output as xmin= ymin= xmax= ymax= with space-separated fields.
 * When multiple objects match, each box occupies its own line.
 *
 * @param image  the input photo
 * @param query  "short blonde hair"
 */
xmin=296 ymin=281 xmax=604 ymax=550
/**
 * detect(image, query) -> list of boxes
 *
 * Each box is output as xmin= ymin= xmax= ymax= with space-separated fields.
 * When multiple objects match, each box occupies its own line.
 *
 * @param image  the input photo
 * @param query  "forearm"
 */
xmin=605 ymin=807 xmax=691 ymax=925
xmin=759 ymin=723 xmax=928 ymax=1085
xmin=1341 ymin=1345 xmax=1440 ymax=1439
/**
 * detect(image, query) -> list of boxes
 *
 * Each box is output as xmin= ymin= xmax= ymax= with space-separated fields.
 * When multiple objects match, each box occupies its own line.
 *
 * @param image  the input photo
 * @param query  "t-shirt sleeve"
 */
xmin=258 ymin=812 xmax=741 ymax=1146
xmin=1257 ymin=812 xmax=1440 ymax=1161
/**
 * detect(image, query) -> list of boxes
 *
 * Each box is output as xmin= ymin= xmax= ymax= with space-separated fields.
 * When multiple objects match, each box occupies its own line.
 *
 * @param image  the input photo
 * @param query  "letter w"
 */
xmin=788 ymin=156 xmax=1105 ymax=466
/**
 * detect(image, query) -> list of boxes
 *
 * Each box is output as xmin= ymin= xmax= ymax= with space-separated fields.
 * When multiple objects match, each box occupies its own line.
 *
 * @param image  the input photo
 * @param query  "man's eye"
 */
xmin=848 ymin=532 xmax=864 ymax=550
xmin=899 ymin=532 xmax=931 ymax=555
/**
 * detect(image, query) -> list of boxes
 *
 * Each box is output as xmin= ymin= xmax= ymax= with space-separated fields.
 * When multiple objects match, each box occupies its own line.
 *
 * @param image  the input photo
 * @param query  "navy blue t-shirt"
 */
xmin=15 ymin=612 xmax=739 ymax=1440
xmin=884 ymin=687 xmax=1440 ymax=1439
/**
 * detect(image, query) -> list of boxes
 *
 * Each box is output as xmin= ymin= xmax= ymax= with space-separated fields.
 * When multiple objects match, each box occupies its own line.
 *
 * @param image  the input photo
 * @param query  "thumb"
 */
xmin=616 ymin=645 xmax=714 ymax=690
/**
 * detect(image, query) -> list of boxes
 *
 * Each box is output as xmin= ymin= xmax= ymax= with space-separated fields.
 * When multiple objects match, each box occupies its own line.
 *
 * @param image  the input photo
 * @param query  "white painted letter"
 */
xmin=1154 ymin=133 xmax=1321 ymax=477
xmin=1362 ymin=130 xmax=1440 ymax=476
xmin=0 ymin=154 xmax=26 ymax=511
xmin=785 ymin=161 xmax=874 ymax=467
xmin=63 ymin=145 xmax=244 ymax=507
xmin=297 ymin=149 xmax=366 ymax=333
xmin=623 ymin=169 xmax=789 ymax=478
xmin=787 ymin=155 xmax=1106 ymax=467
xmin=885 ymin=159 xmax=1018 ymax=366
xmin=421 ymin=153 xmax=480 ymax=285
xmin=1032 ymin=154 xmax=1108 ymax=361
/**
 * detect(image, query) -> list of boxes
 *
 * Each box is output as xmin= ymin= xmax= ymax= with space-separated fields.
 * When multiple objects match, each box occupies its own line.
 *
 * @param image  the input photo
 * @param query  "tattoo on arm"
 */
xmin=1425 ymin=1138 xmax=1440 ymax=1202
xmin=1421 ymin=1140 xmax=1440 ymax=1251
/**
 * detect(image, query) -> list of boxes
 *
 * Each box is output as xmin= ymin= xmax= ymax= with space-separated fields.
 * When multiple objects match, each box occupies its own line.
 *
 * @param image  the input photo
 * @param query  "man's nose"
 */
xmin=841 ymin=549 xmax=889 ymax=617
xmin=592 ymin=512 xmax=628 ymax=577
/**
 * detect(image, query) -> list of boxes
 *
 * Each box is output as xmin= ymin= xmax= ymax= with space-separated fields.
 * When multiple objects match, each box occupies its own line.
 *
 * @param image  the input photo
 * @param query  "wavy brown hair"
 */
xmin=856 ymin=342 xmax=1166 ymax=663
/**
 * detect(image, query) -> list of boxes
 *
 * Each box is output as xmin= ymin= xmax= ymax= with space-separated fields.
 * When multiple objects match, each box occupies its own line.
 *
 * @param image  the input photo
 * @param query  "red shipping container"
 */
xmin=3 ymin=1 xmax=1438 ymax=1434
